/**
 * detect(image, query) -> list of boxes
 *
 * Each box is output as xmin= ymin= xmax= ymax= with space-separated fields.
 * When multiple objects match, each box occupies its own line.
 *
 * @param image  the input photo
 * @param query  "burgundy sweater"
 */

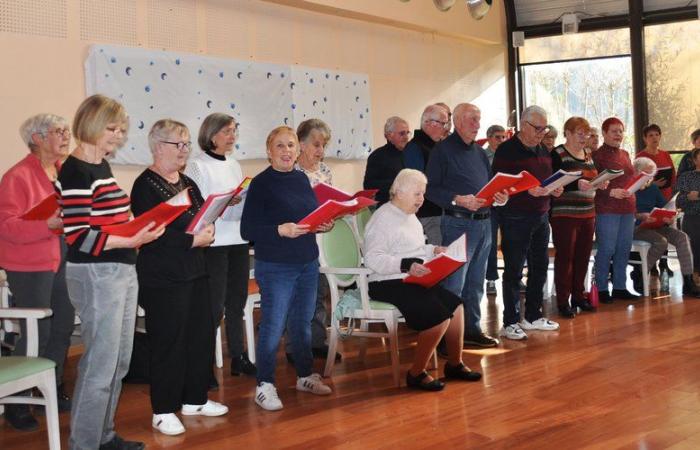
xmin=592 ymin=143 xmax=636 ymax=214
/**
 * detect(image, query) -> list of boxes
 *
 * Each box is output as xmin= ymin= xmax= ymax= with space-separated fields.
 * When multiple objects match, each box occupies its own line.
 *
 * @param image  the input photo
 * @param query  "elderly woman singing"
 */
xmin=364 ymin=169 xmax=482 ymax=391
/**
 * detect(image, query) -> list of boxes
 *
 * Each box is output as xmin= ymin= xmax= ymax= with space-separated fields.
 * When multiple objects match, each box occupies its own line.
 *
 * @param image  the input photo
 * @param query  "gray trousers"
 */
xmin=66 ymin=262 xmax=138 ymax=450
xmin=5 ymin=241 xmax=74 ymax=385
xmin=633 ymin=226 xmax=694 ymax=275
xmin=419 ymin=215 xmax=443 ymax=246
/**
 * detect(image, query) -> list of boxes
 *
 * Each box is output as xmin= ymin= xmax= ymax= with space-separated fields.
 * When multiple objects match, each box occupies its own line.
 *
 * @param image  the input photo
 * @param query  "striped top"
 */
xmin=550 ymin=145 xmax=598 ymax=219
xmin=56 ymin=155 xmax=136 ymax=264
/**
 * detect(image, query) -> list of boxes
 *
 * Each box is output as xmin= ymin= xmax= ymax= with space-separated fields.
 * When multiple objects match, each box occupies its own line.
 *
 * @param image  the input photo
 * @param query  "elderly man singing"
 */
xmin=426 ymin=103 xmax=508 ymax=349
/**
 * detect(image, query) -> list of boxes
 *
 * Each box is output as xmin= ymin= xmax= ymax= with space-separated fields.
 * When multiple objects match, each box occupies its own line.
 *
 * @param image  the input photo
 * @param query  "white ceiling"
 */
xmin=514 ymin=0 xmax=698 ymax=27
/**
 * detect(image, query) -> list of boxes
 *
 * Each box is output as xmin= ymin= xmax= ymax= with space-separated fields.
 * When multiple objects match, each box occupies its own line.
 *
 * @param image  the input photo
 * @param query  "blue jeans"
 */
xmin=486 ymin=209 xmax=499 ymax=281
xmin=66 ymin=262 xmax=138 ymax=450
xmin=255 ymin=259 xmax=319 ymax=384
xmin=594 ymin=213 xmax=635 ymax=291
xmin=441 ymin=214 xmax=491 ymax=335
xmin=499 ymin=212 xmax=550 ymax=326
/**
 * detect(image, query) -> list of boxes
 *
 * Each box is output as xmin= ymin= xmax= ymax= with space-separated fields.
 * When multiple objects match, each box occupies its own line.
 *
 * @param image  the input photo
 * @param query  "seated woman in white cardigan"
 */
xmin=363 ymin=169 xmax=482 ymax=391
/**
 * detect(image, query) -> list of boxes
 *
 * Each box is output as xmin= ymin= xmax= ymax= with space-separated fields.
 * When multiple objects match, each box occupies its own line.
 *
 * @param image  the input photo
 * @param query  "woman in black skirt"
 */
xmin=363 ymin=169 xmax=482 ymax=391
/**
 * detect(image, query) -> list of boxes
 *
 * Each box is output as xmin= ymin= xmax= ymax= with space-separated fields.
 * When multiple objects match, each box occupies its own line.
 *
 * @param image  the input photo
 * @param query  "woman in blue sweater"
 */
xmin=241 ymin=126 xmax=333 ymax=411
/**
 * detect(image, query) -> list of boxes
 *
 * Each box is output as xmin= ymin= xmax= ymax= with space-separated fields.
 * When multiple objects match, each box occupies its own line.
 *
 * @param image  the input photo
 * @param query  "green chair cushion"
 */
xmin=0 ymin=356 xmax=56 ymax=384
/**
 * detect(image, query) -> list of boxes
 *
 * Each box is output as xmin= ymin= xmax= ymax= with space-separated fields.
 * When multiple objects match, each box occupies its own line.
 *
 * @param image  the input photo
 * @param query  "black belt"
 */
xmin=444 ymin=210 xmax=490 ymax=220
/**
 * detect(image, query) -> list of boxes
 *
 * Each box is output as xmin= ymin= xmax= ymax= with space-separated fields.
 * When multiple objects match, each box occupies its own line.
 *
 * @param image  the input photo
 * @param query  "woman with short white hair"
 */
xmin=131 ymin=119 xmax=228 ymax=436
xmin=631 ymin=157 xmax=700 ymax=296
xmin=0 ymin=113 xmax=74 ymax=430
xmin=364 ymin=169 xmax=481 ymax=391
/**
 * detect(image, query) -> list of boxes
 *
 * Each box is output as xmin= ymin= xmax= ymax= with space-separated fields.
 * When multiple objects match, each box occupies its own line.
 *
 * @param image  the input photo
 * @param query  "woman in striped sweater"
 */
xmin=57 ymin=95 xmax=163 ymax=450
xmin=550 ymin=117 xmax=607 ymax=318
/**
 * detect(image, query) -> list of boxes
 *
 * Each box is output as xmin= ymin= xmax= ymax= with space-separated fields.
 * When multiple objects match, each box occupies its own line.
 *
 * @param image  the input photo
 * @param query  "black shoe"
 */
xmin=444 ymin=362 xmax=482 ymax=382
xmin=312 ymin=346 xmax=342 ymax=362
xmin=683 ymin=275 xmax=700 ymax=298
xmin=436 ymin=338 xmax=448 ymax=358
xmin=572 ymin=299 xmax=596 ymax=312
xmin=99 ymin=435 xmax=146 ymax=450
xmin=463 ymin=333 xmax=499 ymax=348
xmin=405 ymin=371 xmax=445 ymax=391
xmin=599 ymin=291 xmax=613 ymax=304
xmin=558 ymin=305 xmax=576 ymax=319
xmin=231 ymin=353 xmax=257 ymax=377
xmin=612 ymin=289 xmax=642 ymax=300
xmin=3 ymin=404 xmax=38 ymax=431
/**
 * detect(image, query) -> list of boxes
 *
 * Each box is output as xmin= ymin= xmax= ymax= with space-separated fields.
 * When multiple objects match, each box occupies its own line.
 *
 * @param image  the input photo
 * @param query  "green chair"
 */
xmin=318 ymin=218 xmax=403 ymax=386
xmin=0 ymin=307 xmax=60 ymax=449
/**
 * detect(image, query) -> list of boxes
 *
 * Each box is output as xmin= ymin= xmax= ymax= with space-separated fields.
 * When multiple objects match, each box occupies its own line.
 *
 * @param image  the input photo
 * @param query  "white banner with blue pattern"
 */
xmin=85 ymin=45 xmax=372 ymax=164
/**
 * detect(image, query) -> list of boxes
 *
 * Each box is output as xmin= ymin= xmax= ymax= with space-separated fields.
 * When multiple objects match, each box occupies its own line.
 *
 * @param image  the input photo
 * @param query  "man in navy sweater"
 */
xmin=363 ymin=116 xmax=410 ymax=205
xmin=426 ymin=103 xmax=508 ymax=348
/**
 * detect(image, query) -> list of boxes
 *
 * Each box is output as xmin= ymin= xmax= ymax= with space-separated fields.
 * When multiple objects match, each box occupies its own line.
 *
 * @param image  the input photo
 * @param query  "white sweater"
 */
xmin=185 ymin=151 xmax=247 ymax=246
xmin=363 ymin=202 xmax=435 ymax=282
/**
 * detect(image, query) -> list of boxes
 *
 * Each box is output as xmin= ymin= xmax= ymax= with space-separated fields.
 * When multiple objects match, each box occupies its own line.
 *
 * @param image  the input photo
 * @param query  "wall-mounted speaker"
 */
xmin=512 ymin=31 xmax=524 ymax=48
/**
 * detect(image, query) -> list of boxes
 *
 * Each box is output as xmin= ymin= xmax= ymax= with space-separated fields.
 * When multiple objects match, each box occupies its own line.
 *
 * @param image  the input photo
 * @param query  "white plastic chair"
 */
xmin=0 ymin=307 xmax=60 ymax=449
xmin=214 ymin=271 xmax=260 ymax=368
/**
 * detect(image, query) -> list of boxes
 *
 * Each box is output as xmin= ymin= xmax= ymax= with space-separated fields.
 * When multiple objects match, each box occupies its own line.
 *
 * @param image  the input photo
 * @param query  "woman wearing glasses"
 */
xmin=0 ymin=114 xmax=74 ymax=431
xmin=58 ymin=95 xmax=164 ymax=450
xmin=185 ymin=113 xmax=256 ymax=379
xmin=550 ymin=117 xmax=606 ymax=318
xmin=592 ymin=117 xmax=639 ymax=303
xmin=131 ymin=119 xmax=228 ymax=436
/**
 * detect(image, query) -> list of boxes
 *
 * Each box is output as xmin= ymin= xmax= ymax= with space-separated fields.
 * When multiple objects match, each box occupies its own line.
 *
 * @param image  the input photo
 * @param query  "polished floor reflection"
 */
xmin=3 ymin=269 xmax=700 ymax=449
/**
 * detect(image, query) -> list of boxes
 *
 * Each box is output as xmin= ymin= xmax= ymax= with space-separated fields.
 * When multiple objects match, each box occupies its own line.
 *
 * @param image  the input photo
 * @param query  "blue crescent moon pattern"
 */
xmin=137 ymin=121 xmax=144 ymax=129
xmin=160 ymin=72 xmax=167 ymax=80
xmin=206 ymin=100 xmax=213 ymax=108
xmin=125 ymin=66 xmax=132 ymax=75
xmin=237 ymin=72 xmax=243 ymax=79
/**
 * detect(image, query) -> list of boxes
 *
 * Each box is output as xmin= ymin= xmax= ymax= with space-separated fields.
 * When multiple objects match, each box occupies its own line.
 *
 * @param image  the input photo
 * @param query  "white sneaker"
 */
xmin=296 ymin=373 xmax=332 ymax=395
xmin=520 ymin=317 xmax=560 ymax=331
xmin=500 ymin=323 xmax=528 ymax=340
xmin=181 ymin=399 xmax=229 ymax=417
xmin=152 ymin=413 xmax=185 ymax=436
xmin=255 ymin=382 xmax=283 ymax=411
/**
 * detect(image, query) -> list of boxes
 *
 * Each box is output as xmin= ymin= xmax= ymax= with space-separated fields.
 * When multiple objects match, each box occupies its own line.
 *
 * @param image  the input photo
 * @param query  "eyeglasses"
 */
xmin=46 ymin=128 xmax=70 ymax=137
xmin=396 ymin=130 xmax=412 ymax=137
xmin=525 ymin=121 xmax=549 ymax=134
xmin=160 ymin=141 xmax=192 ymax=151
xmin=105 ymin=126 xmax=127 ymax=135
xmin=429 ymin=119 xmax=449 ymax=129
xmin=574 ymin=131 xmax=591 ymax=138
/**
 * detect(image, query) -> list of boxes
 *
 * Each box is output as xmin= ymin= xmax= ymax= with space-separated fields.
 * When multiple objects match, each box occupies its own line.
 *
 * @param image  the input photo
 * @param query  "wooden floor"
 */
xmin=3 ymin=270 xmax=700 ymax=449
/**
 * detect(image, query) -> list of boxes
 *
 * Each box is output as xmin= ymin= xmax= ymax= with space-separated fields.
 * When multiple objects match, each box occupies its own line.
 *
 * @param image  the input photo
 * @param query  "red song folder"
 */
xmin=186 ymin=177 xmax=251 ymax=234
xmin=298 ymin=197 xmax=376 ymax=231
xmin=403 ymin=234 xmax=467 ymax=288
xmin=475 ymin=171 xmax=540 ymax=206
xmin=21 ymin=193 xmax=60 ymax=220
xmin=639 ymin=207 xmax=676 ymax=229
xmin=102 ymin=189 xmax=192 ymax=237
xmin=313 ymin=182 xmax=378 ymax=204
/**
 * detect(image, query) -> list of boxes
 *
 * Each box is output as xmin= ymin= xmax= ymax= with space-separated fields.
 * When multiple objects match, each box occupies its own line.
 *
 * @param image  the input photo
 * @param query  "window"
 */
xmin=520 ymin=29 xmax=630 ymax=64
xmin=645 ymin=20 xmax=700 ymax=155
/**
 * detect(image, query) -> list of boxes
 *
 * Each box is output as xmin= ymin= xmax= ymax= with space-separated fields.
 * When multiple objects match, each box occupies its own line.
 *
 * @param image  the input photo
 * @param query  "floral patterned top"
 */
xmin=295 ymin=161 xmax=332 ymax=187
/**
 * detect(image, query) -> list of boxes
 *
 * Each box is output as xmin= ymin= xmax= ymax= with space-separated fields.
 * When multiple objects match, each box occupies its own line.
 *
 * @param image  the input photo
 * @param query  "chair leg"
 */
xmin=215 ymin=325 xmax=223 ymax=369
xmin=36 ymin=370 xmax=60 ymax=450
xmin=324 ymin=322 xmax=339 ymax=378
xmin=386 ymin=318 xmax=401 ymax=387
xmin=358 ymin=320 xmax=369 ymax=361
xmin=244 ymin=298 xmax=256 ymax=364
xmin=640 ymin=249 xmax=650 ymax=297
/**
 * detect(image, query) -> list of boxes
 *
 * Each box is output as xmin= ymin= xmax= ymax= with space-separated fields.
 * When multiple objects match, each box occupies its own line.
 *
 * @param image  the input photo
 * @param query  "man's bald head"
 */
xmin=453 ymin=103 xmax=481 ymax=144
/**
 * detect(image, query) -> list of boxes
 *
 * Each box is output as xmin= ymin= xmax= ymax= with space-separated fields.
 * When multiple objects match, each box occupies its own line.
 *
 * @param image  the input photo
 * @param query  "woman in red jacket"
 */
xmin=0 ymin=114 xmax=74 ymax=430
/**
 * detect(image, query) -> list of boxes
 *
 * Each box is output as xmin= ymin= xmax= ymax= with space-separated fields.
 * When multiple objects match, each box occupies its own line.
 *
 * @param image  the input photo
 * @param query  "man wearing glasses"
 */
xmin=403 ymin=104 xmax=450 ymax=245
xmin=492 ymin=105 xmax=563 ymax=341
xmin=426 ymin=103 xmax=507 ymax=349
xmin=363 ymin=116 xmax=411 ymax=205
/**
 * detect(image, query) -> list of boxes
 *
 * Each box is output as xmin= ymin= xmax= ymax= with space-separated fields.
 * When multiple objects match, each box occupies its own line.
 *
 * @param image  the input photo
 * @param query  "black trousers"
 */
xmin=140 ymin=277 xmax=214 ymax=414
xmin=205 ymin=244 xmax=250 ymax=358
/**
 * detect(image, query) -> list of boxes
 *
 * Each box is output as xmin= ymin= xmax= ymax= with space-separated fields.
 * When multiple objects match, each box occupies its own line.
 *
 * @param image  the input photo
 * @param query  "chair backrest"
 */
xmin=318 ymin=218 xmax=361 ymax=286
xmin=355 ymin=208 xmax=372 ymax=241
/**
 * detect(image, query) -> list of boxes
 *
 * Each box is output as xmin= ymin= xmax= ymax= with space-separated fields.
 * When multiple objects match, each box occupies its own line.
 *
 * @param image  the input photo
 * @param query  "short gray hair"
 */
xmin=634 ymin=156 xmax=657 ymax=174
xmin=148 ymin=119 xmax=190 ymax=153
xmin=420 ymin=105 xmax=446 ymax=128
xmin=384 ymin=116 xmax=408 ymax=135
xmin=545 ymin=125 xmax=558 ymax=137
xmin=389 ymin=168 xmax=427 ymax=199
xmin=521 ymin=105 xmax=547 ymax=123
xmin=486 ymin=124 xmax=505 ymax=137
xmin=19 ymin=114 xmax=69 ymax=151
